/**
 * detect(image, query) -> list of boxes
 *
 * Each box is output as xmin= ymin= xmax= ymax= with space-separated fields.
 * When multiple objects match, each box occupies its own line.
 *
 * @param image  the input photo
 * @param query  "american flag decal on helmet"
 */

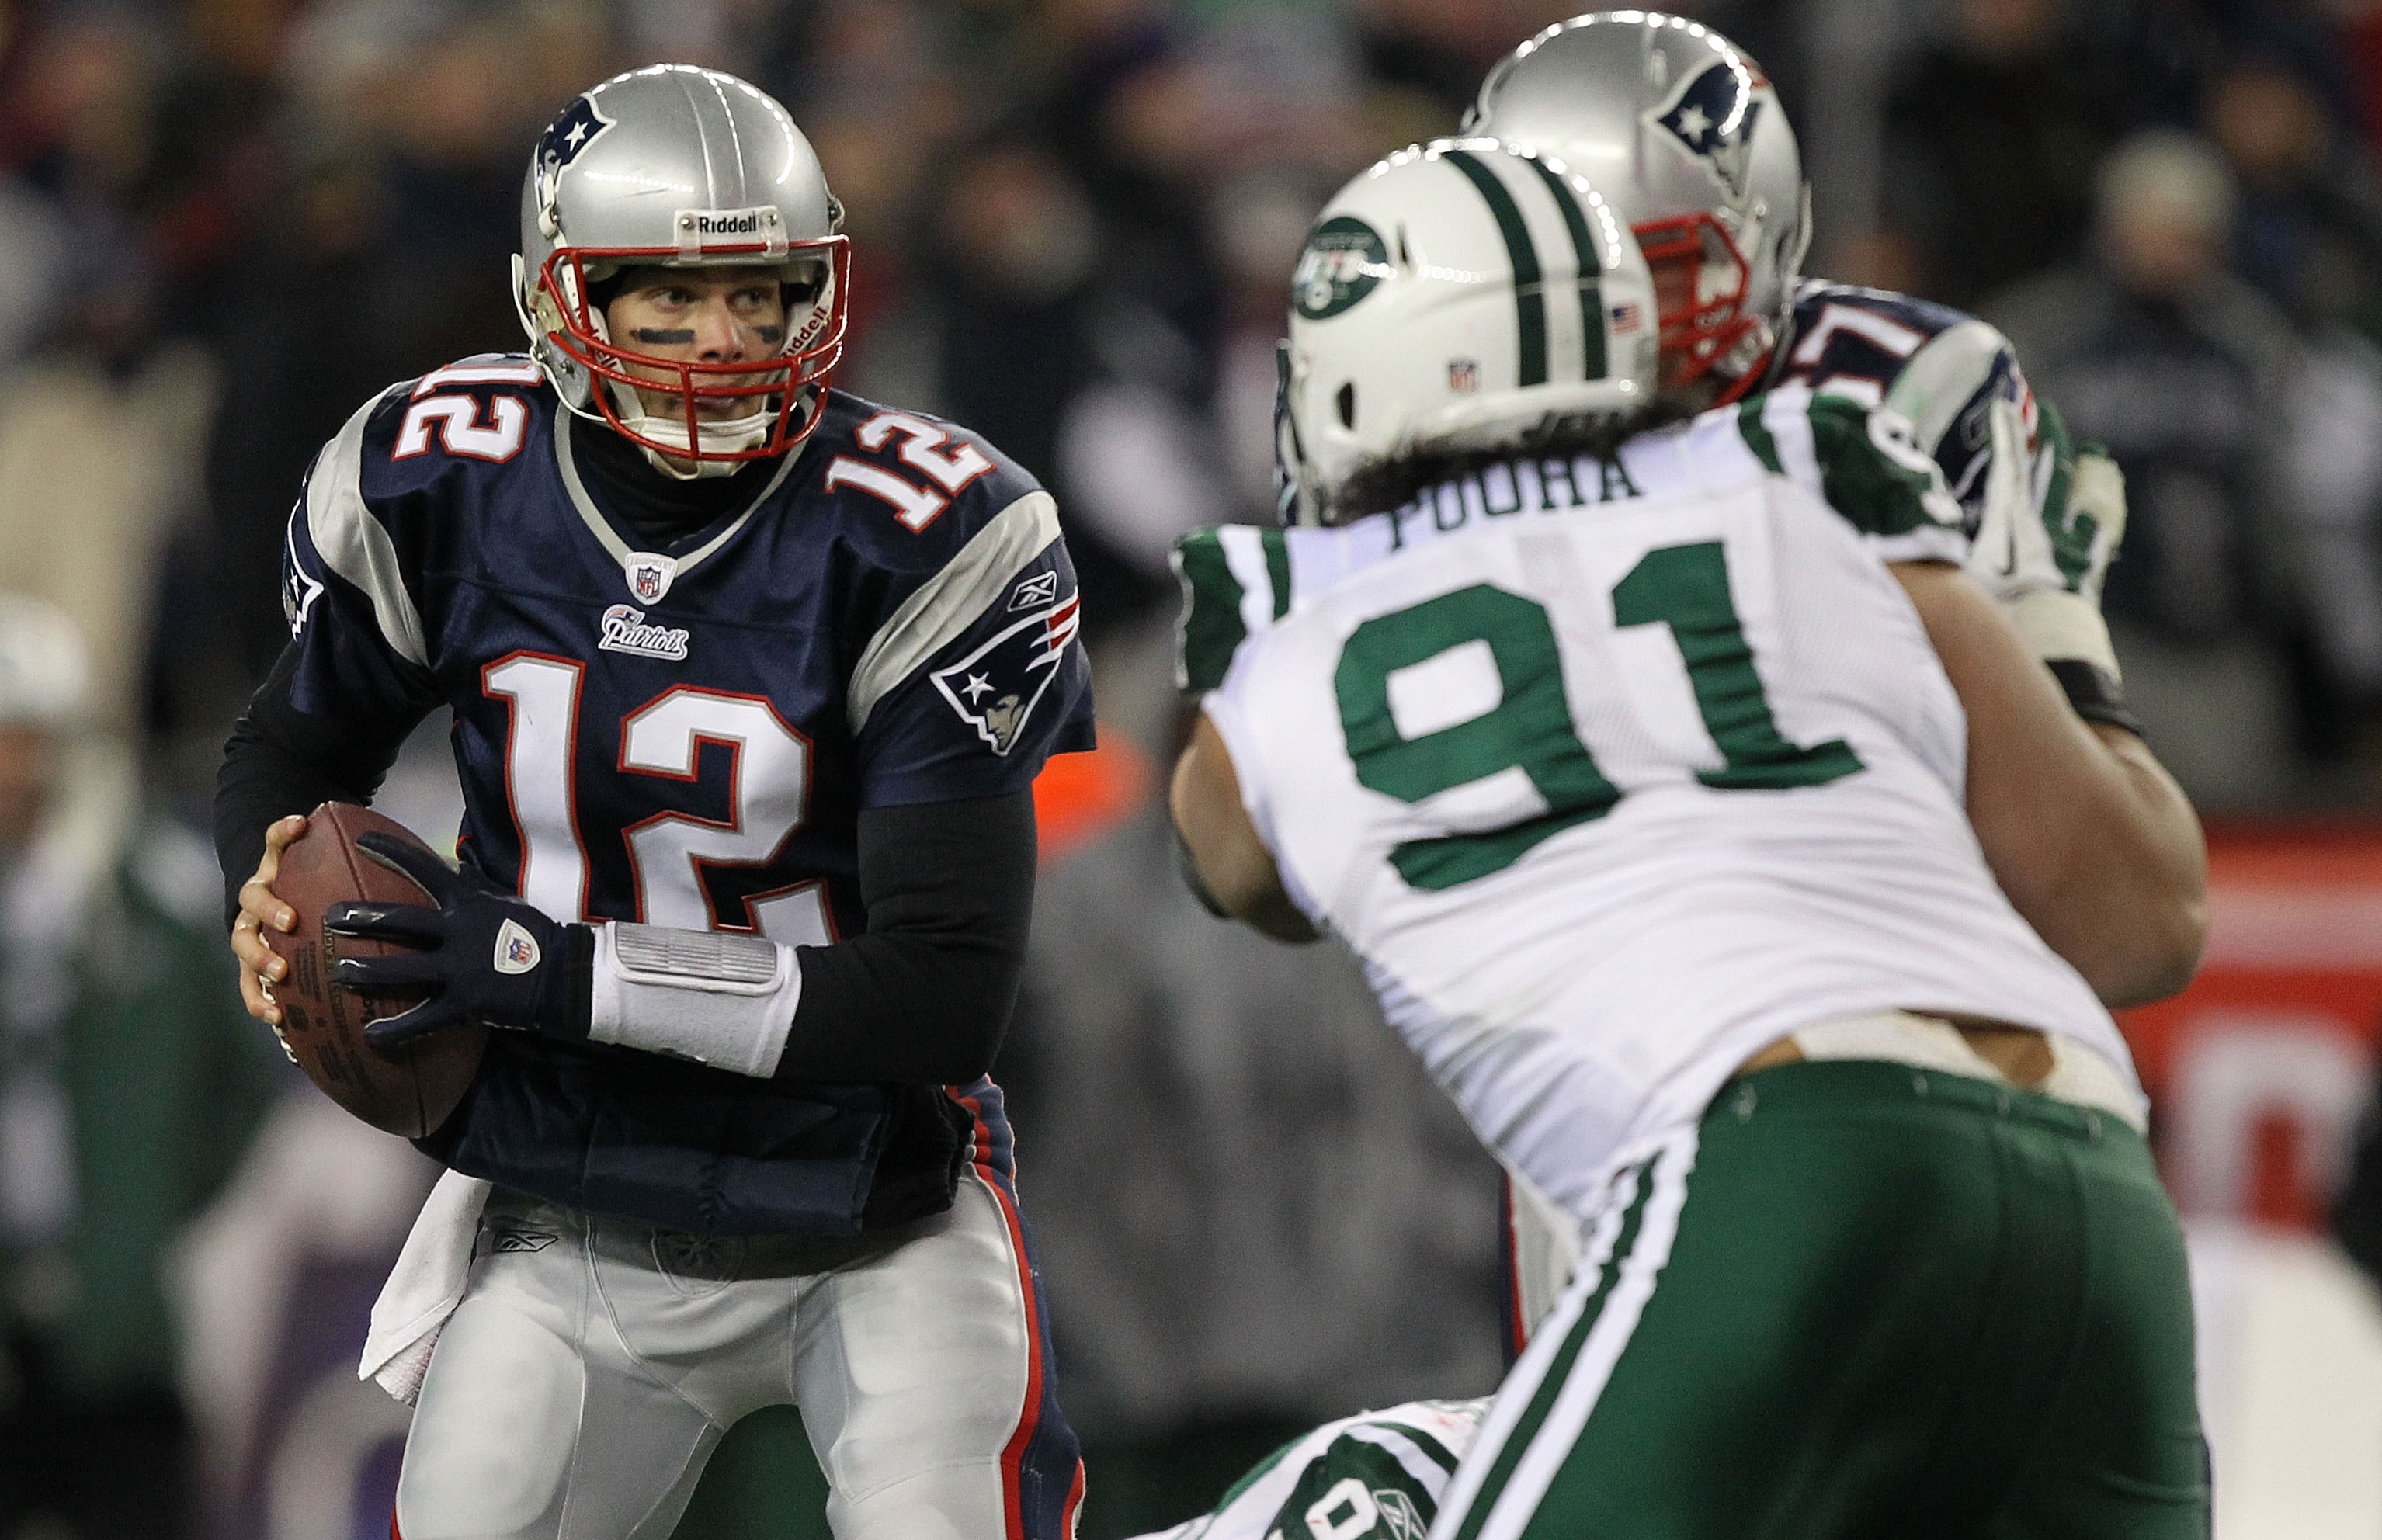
xmin=930 ymin=589 xmax=1081 ymax=756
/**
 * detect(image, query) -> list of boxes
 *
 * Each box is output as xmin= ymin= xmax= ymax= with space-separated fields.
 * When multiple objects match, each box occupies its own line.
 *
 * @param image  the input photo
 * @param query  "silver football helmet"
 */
xmin=1281 ymin=138 xmax=1658 ymax=525
xmin=516 ymin=65 xmax=848 ymax=470
xmin=1467 ymin=12 xmax=1809 ymax=405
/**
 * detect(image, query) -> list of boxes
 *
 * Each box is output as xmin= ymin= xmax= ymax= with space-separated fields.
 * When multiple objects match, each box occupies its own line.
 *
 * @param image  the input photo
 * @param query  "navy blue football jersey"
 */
xmin=1776 ymin=279 xmax=2037 ymax=524
xmin=283 ymin=356 xmax=1092 ymax=940
xmin=279 ymin=355 xmax=1092 ymax=1233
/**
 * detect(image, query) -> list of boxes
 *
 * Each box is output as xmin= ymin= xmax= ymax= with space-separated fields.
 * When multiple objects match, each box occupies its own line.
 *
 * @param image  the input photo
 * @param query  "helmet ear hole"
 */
xmin=1337 ymin=382 xmax=1356 ymax=429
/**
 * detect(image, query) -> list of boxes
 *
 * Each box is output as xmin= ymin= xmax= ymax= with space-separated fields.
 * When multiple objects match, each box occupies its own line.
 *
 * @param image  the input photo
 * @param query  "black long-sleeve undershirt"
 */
xmin=214 ymin=645 xmax=1036 ymax=1087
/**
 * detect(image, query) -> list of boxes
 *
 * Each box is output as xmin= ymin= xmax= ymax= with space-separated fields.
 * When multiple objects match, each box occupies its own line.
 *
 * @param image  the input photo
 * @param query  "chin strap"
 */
xmin=597 ymin=377 xmax=821 ymax=479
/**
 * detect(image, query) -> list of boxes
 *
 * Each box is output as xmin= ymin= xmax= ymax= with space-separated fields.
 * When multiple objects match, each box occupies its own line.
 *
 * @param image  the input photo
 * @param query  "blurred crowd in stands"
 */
xmin=0 ymin=0 xmax=2380 ymax=1535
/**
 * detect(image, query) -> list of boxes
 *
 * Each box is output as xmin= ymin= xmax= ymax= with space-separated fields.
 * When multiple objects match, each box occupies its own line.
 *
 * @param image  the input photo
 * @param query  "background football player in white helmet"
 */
xmin=1174 ymin=138 xmax=2209 ymax=1535
xmin=220 ymin=65 xmax=1091 ymax=1540
xmin=1187 ymin=9 xmax=2202 ymax=1341
xmin=1131 ymin=1399 xmax=1487 ymax=1540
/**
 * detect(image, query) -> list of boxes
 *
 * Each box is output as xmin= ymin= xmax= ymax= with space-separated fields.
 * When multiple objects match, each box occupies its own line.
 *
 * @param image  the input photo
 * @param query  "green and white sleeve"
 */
xmin=1735 ymin=389 xmax=1970 ymax=566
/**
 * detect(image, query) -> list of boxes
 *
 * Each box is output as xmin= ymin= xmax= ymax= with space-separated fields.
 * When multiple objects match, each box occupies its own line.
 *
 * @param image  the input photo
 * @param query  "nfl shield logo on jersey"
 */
xmin=931 ymin=595 xmax=1082 ymax=756
xmin=624 ymin=553 xmax=679 ymax=603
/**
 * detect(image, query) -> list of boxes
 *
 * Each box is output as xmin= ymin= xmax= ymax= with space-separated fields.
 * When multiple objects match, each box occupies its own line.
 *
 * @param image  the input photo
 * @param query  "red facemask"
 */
xmin=1635 ymin=210 xmax=1767 ymax=406
xmin=533 ymin=239 xmax=851 ymax=463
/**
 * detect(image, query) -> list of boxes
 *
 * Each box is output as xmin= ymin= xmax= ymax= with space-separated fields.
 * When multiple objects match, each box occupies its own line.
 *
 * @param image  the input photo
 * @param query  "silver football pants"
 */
xmin=393 ymin=1164 xmax=1076 ymax=1540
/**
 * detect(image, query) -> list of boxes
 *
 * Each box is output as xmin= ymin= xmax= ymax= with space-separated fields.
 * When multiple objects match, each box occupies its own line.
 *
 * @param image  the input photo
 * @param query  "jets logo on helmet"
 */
xmin=1293 ymin=217 xmax=1394 ymax=321
xmin=1279 ymin=138 xmax=1658 ymax=525
xmin=1645 ymin=58 xmax=1764 ymax=201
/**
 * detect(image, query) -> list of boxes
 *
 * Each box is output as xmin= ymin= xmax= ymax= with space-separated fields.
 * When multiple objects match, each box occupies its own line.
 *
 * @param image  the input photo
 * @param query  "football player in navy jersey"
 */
xmin=217 ymin=66 xmax=1088 ymax=1540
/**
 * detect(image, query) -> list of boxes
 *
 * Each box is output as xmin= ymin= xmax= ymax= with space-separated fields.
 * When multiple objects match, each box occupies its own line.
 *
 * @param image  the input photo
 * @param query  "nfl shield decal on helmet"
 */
xmin=624 ymin=552 xmax=679 ymax=603
xmin=1644 ymin=59 xmax=1764 ymax=200
xmin=932 ymin=595 xmax=1081 ymax=755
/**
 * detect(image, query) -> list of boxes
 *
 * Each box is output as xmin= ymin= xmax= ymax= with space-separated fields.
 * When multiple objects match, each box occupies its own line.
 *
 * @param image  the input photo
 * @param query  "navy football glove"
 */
xmin=327 ymin=831 xmax=593 ymax=1047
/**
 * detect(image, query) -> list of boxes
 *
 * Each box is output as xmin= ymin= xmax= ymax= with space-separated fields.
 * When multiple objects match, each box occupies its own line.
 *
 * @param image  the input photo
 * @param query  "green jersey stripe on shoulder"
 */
xmin=1174 ymin=529 xmax=1247 ymax=696
xmin=1734 ymin=397 xmax=1784 ymax=477
xmin=1801 ymin=394 xmax=1958 ymax=539
xmin=1210 ymin=1427 xmax=1312 ymax=1516
xmin=1439 ymin=149 xmax=1548 ymax=387
xmin=1378 ymin=1422 xmax=1464 ymax=1476
xmin=2033 ymin=398 xmax=2093 ymax=588
xmin=1262 ymin=529 xmax=1293 ymax=620
xmin=1519 ymin=156 xmax=1605 ymax=383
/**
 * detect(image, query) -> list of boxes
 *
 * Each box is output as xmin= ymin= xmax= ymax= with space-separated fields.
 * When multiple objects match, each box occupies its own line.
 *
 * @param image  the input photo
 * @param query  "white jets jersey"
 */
xmin=1201 ymin=387 xmax=2135 ymax=1220
xmin=1136 ymin=1399 xmax=1485 ymax=1540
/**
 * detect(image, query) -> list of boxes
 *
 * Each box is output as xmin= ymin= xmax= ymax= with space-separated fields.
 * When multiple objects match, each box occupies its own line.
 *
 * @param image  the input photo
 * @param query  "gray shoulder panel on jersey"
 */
xmin=1883 ymin=318 xmax=2016 ymax=460
xmin=307 ymin=385 xmax=429 ymax=668
xmin=846 ymin=490 xmax=1063 ymax=734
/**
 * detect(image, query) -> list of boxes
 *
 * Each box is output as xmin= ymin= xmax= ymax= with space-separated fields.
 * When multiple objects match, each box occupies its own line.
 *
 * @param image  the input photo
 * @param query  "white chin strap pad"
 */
xmin=588 ymin=922 xmax=801 ymax=1078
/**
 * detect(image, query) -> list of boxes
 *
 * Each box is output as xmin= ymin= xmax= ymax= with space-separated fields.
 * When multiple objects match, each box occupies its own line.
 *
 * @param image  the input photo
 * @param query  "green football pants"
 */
xmin=1432 ymin=1060 xmax=2209 ymax=1540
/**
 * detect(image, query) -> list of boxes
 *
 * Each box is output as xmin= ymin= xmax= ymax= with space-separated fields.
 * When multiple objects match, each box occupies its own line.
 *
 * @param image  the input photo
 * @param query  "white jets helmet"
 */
xmin=1282 ymin=138 xmax=1657 ymax=525
xmin=1467 ymin=12 xmax=1808 ymax=405
xmin=516 ymin=65 xmax=849 ymax=470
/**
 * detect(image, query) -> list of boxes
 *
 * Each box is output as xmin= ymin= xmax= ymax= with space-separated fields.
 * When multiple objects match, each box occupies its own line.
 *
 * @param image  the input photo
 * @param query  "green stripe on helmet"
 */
xmin=1441 ymin=148 xmax=1549 ymax=388
xmin=1522 ymin=156 xmax=1606 ymax=383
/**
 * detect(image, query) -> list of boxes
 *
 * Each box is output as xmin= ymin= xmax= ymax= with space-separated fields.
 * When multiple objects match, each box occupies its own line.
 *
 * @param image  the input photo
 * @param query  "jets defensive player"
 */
xmin=1177 ymin=9 xmax=2202 ymax=1341
xmin=217 ymin=67 xmax=1087 ymax=1539
xmin=1131 ymin=1400 xmax=1488 ymax=1540
xmin=1174 ymin=139 xmax=2208 ymax=1535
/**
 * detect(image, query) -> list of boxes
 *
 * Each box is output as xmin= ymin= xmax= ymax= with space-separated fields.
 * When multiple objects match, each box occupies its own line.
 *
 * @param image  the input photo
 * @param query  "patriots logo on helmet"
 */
xmin=1644 ymin=60 xmax=1764 ymax=201
xmin=533 ymin=95 xmax=613 ymax=219
xmin=931 ymin=593 xmax=1082 ymax=756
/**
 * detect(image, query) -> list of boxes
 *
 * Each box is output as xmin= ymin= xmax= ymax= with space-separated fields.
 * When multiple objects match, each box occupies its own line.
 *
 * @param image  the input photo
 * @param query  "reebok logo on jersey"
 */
xmin=932 ymin=595 xmax=1080 ymax=755
xmin=1007 ymin=571 xmax=1059 ymax=611
xmin=494 ymin=919 xmax=542 ymax=975
xmin=490 ymin=1228 xmax=557 ymax=1254
xmin=599 ymin=605 xmax=692 ymax=661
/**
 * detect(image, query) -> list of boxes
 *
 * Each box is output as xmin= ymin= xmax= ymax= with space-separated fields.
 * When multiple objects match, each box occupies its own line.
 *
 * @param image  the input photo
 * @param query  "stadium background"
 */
xmin=0 ymin=0 xmax=2377 ymax=1535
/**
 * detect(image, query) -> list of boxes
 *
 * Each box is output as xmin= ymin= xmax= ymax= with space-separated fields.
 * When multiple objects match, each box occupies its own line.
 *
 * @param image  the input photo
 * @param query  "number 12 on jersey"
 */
xmin=483 ymin=654 xmax=834 ymax=945
xmin=1334 ymin=540 xmax=1862 ymax=891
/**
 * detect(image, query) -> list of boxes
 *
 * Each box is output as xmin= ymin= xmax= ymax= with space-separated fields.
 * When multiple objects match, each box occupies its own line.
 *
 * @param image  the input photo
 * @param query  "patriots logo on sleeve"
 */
xmin=282 ymin=519 xmax=326 ymax=638
xmin=1644 ymin=60 xmax=1764 ymax=200
xmin=931 ymin=593 xmax=1082 ymax=756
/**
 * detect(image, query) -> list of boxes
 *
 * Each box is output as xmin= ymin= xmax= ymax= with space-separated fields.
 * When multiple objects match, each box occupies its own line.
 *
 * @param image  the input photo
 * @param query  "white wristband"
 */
xmin=588 ymin=923 xmax=802 ymax=1078
xmin=1998 ymin=588 xmax=2122 ymax=683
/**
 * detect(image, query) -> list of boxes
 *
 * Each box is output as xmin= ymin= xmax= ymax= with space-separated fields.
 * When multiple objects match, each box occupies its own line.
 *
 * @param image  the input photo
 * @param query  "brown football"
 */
xmin=262 ymin=803 xmax=488 ymax=1138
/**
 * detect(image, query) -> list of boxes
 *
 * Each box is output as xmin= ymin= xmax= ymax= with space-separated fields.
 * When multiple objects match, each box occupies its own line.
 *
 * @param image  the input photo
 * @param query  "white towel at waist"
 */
xmin=359 ymin=1170 xmax=491 ymax=1404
